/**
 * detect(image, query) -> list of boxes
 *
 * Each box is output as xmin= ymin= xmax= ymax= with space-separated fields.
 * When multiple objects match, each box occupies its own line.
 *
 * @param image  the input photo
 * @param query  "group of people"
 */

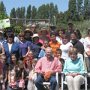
xmin=0 ymin=22 xmax=89 ymax=90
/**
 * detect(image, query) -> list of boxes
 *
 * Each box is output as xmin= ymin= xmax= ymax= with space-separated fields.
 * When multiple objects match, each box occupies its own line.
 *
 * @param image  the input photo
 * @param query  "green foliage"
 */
xmin=84 ymin=0 xmax=90 ymax=19
xmin=26 ymin=5 xmax=31 ymax=19
xmin=10 ymin=8 xmax=16 ymax=18
xmin=0 ymin=1 xmax=8 ymax=20
xmin=32 ymin=6 xmax=37 ymax=19
xmin=1 ymin=0 xmax=90 ymax=37
xmin=14 ymin=25 xmax=23 ymax=34
xmin=74 ymin=20 xmax=90 ymax=37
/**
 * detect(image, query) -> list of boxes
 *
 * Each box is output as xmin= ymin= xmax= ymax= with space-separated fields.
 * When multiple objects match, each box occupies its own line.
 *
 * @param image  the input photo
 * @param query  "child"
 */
xmin=23 ymin=55 xmax=33 ymax=90
xmin=56 ymin=48 xmax=64 ymax=69
xmin=27 ymin=58 xmax=37 ymax=90
xmin=7 ymin=65 xmax=17 ymax=90
xmin=56 ymin=49 xmax=64 ymax=88
xmin=1 ymin=54 xmax=7 ymax=90
xmin=16 ymin=60 xmax=25 ymax=90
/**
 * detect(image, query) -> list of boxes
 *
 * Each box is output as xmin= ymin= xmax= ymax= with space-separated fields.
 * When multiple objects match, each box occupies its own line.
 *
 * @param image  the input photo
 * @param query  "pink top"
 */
xmin=35 ymin=57 xmax=62 ymax=73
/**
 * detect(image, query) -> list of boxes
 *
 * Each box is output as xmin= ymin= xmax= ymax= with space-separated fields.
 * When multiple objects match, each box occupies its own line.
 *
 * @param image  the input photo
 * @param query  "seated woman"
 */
xmin=63 ymin=47 xmax=86 ymax=90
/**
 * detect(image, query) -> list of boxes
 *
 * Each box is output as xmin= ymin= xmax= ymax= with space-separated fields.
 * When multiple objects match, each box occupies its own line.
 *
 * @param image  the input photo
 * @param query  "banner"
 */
xmin=0 ymin=19 xmax=10 ymax=29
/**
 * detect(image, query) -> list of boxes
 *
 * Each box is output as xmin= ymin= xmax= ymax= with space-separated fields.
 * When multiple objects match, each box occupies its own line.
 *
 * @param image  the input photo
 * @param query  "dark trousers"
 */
xmin=35 ymin=74 xmax=57 ymax=90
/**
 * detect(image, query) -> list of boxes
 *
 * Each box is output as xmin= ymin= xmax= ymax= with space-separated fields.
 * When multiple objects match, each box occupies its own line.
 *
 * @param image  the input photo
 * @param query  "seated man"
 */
xmin=35 ymin=47 xmax=62 ymax=90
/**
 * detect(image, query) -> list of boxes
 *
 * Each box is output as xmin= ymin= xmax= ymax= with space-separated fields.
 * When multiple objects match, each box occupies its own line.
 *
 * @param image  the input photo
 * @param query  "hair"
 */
xmin=68 ymin=47 xmax=78 ymax=56
xmin=32 ymin=58 xmax=37 ymax=64
xmin=75 ymin=29 xmax=82 ymax=39
xmin=56 ymin=48 xmax=62 ymax=55
xmin=6 ymin=33 xmax=14 ymax=40
xmin=62 ymin=34 xmax=70 ymax=39
xmin=19 ymin=32 xmax=25 ymax=37
xmin=71 ymin=31 xmax=77 ymax=36
xmin=23 ymin=56 xmax=32 ymax=68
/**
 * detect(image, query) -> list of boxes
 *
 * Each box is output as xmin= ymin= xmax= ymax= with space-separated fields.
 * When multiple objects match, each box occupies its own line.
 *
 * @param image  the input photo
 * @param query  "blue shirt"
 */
xmin=38 ymin=49 xmax=46 ymax=59
xmin=19 ymin=41 xmax=32 ymax=57
xmin=63 ymin=57 xmax=86 ymax=75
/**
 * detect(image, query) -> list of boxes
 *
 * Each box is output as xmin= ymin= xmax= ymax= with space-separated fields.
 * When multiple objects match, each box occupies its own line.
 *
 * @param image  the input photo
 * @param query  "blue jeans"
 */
xmin=35 ymin=74 xmax=57 ymax=90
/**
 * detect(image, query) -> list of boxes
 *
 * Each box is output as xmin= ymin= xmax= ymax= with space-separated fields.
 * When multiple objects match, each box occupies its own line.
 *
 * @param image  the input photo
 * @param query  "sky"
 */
xmin=1 ymin=0 xmax=69 ymax=15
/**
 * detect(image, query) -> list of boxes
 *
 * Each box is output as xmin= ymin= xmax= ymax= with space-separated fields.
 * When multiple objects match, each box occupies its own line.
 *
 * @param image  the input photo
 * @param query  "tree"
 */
xmin=77 ymin=0 xmax=83 ymax=15
xmin=16 ymin=7 xmax=21 ymax=18
xmin=10 ymin=8 xmax=16 ymax=18
xmin=10 ymin=8 xmax=16 ymax=25
xmin=68 ymin=0 xmax=79 ymax=21
xmin=31 ymin=6 xmax=37 ymax=19
xmin=26 ymin=5 xmax=31 ymax=19
xmin=84 ymin=0 xmax=90 ymax=19
xmin=20 ymin=7 xmax=25 ymax=18
xmin=0 ymin=1 xmax=8 ymax=19
xmin=37 ymin=4 xmax=47 ymax=19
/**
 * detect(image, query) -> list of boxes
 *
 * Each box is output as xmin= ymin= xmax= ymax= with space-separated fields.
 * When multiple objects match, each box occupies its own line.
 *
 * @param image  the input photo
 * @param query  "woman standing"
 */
xmin=3 ymin=34 xmax=19 ymax=65
xmin=18 ymin=32 xmax=32 ymax=58
xmin=60 ymin=34 xmax=73 ymax=60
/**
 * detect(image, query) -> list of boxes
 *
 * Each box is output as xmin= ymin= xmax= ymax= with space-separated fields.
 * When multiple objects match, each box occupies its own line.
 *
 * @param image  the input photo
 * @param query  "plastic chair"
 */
xmin=35 ymin=72 xmax=59 ymax=90
xmin=61 ymin=72 xmax=87 ymax=90
xmin=61 ymin=54 xmax=87 ymax=90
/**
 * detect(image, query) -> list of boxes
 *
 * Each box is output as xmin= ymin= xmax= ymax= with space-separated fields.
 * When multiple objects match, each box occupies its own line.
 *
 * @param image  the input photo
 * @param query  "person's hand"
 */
xmin=29 ymin=77 xmax=32 ymax=80
xmin=44 ymin=70 xmax=52 ymax=81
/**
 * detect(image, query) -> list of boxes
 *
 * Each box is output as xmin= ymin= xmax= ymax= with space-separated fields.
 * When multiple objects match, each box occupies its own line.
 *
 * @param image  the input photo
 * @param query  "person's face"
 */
xmin=41 ymin=30 xmax=47 ymax=35
xmin=59 ymin=31 xmax=63 ymax=37
xmin=32 ymin=60 xmax=37 ymax=67
xmin=45 ymin=48 xmax=52 ymax=58
xmin=43 ymin=41 xmax=49 ymax=48
xmin=70 ymin=53 xmax=77 ymax=61
xmin=68 ymin=25 xmax=73 ymax=31
xmin=25 ymin=32 xmax=31 ymax=39
xmin=56 ymin=51 xmax=61 ymax=59
xmin=33 ymin=37 xmax=39 ymax=43
xmin=70 ymin=33 xmax=77 ymax=40
xmin=19 ymin=36 xmax=24 ymax=42
xmin=7 ymin=37 xmax=13 ymax=43
xmin=50 ymin=35 xmax=56 ymax=42
xmin=11 ymin=55 xmax=16 ymax=63
xmin=62 ymin=38 xmax=68 ymax=44
xmin=25 ymin=57 xmax=31 ymax=66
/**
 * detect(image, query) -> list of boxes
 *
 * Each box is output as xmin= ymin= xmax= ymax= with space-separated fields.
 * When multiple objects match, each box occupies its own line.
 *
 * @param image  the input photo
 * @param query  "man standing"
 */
xmin=35 ymin=47 xmax=62 ymax=90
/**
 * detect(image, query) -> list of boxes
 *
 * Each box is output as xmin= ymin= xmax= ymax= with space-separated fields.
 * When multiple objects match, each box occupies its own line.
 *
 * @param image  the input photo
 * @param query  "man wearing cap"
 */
xmin=30 ymin=33 xmax=42 ymax=59
xmin=39 ymin=27 xmax=50 ymax=44
xmin=24 ymin=28 xmax=33 ymax=42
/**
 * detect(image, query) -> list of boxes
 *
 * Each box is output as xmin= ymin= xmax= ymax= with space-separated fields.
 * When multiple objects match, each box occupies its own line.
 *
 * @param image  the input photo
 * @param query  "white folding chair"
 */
xmin=35 ymin=72 xmax=59 ymax=90
xmin=61 ymin=72 xmax=87 ymax=90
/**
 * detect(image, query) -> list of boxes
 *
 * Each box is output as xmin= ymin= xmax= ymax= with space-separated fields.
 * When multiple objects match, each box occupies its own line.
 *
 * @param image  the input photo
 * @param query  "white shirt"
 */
xmin=56 ymin=36 xmax=62 ymax=44
xmin=79 ymin=38 xmax=85 ymax=45
xmin=84 ymin=37 xmax=90 ymax=52
xmin=8 ymin=43 xmax=12 ymax=53
xmin=60 ymin=42 xmax=73 ymax=60
xmin=84 ymin=37 xmax=90 ymax=57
